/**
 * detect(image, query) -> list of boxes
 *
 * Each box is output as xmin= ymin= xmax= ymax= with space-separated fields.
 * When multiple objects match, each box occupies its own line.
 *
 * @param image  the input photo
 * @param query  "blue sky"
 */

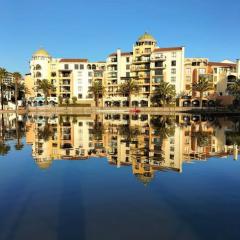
xmin=0 ymin=0 xmax=240 ymax=74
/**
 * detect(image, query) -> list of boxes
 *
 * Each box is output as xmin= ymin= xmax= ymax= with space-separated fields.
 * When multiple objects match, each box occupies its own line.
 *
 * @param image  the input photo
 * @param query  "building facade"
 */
xmin=25 ymin=33 xmax=239 ymax=107
xmin=27 ymin=49 xmax=106 ymax=106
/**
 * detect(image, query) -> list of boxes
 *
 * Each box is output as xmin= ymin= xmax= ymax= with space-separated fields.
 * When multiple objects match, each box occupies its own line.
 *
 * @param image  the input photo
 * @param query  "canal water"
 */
xmin=0 ymin=113 xmax=239 ymax=240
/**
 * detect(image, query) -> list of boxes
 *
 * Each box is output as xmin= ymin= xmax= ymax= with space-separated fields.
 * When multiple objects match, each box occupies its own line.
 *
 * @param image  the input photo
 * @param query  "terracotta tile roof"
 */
xmin=109 ymin=52 xmax=133 ymax=57
xmin=153 ymin=47 xmax=183 ymax=52
xmin=208 ymin=62 xmax=236 ymax=67
xmin=59 ymin=59 xmax=88 ymax=63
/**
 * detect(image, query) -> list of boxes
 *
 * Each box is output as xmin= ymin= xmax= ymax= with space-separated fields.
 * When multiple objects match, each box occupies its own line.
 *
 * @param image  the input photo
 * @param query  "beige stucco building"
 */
xmin=25 ymin=33 xmax=239 ymax=107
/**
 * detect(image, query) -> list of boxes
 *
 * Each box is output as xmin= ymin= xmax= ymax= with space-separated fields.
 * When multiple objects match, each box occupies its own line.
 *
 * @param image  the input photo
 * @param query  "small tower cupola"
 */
xmin=136 ymin=32 xmax=157 ymax=46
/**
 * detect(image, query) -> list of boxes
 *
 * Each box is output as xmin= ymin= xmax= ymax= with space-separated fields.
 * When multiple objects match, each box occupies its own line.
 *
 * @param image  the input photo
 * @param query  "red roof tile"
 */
xmin=153 ymin=47 xmax=183 ymax=52
xmin=59 ymin=59 xmax=88 ymax=63
xmin=109 ymin=52 xmax=133 ymax=57
xmin=208 ymin=62 xmax=236 ymax=67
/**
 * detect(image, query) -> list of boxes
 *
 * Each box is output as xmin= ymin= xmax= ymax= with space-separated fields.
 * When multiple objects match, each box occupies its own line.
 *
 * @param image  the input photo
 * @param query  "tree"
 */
xmin=38 ymin=122 xmax=54 ymax=141
xmin=0 ymin=68 xmax=8 ymax=110
xmin=119 ymin=80 xmax=139 ymax=107
xmin=15 ymin=118 xmax=24 ymax=150
xmin=0 ymin=114 xmax=10 ymax=156
xmin=151 ymin=81 xmax=176 ymax=107
xmin=227 ymin=79 xmax=240 ymax=104
xmin=37 ymin=79 xmax=54 ymax=105
xmin=72 ymin=96 xmax=77 ymax=104
xmin=58 ymin=95 xmax=63 ymax=105
xmin=12 ymin=72 xmax=22 ymax=110
xmin=0 ymin=143 xmax=11 ymax=155
xmin=88 ymin=81 xmax=105 ymax=107
xmin=192 ymin=76 xmax=213 ymax=108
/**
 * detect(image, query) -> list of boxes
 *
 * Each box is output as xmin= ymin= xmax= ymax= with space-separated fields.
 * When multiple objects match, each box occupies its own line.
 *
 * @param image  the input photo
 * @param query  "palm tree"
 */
xmin=227 ymin=79 xmax=240 ymax=104
xmin=192 ymin=76 xmax=213 ymax=108
xmin=119 ymin=80 xmax=140 ymax=107
xmin=12 ymin=72 xmax=22 ymax=110
xmin=118 ymin=124 xmax=140 ymax=143
xmin=15 ymin=118 xmax=24 ymax=150
xmin=88 ymin=81 xmax=105 ymax=107
xmin=151 ymin=81 xmax=176 ymax=107
xmin=0 ymin=115 xmax=10 ymax=156
xmin=37 ymin=79 xmax=54 ymax=105
xmin=0 ymin=143 xmax=11 ymax=155
xmin=0 ymin=68 xmax=8 ymax=110
xmin=150 ymin=116 xmax=175 ymax=140
xmin=38 ymin=122 xmax=53 ymax=141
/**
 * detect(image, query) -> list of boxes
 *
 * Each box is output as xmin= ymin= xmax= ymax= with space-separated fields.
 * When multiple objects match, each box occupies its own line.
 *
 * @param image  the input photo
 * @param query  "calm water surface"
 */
xmin=0 ymin=113 xmax=240 ymax=240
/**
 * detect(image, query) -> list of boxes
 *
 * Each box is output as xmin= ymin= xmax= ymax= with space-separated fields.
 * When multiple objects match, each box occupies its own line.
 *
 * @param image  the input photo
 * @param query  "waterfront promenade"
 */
xmin=1 ymin=106 xmax=239 ymax=116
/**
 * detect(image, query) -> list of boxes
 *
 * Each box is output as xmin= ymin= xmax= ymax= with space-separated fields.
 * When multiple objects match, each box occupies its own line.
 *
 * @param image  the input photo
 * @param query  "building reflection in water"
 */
xmin=1 ymin=113 xmax=238 ymax=183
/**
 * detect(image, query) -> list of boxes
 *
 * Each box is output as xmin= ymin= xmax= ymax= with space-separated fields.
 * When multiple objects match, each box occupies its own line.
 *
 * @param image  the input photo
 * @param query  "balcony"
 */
xmin=131 ymin=65 xmax=150 ymax=72
xmin=59 ymin=72 xmax=71 ymax=78
xmin=61 ymin=80 xmax=71 ymax=85
xmin=133 ymin=58 xmax=150 ymax=64
xmin=151 ymin=63 xmax=166 ymax=69
xmin=152 ymin=76 xmax=164 ymax=83
xmin=151 ymin=56 xmax=166 ymax=61
xmin=60 ymin=87 xmax=71 ymax=93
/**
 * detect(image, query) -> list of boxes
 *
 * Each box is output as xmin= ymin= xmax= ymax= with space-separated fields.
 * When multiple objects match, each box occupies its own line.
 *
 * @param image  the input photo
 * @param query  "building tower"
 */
xmin=30 ymin=48 xmax=51 ymax=98
xmin=131 ymin=33 xmax=157 ymax=107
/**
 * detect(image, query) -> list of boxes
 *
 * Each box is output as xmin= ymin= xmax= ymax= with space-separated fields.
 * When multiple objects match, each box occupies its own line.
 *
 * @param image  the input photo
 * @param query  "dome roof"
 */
xmin=138 ymin=32 xmax=156 ymax=42
xmin=134 ymin=173 xmax=154 ymax=186
xmin=35 ymin=158 xmax=53 ymax=170
xmin=33 ymin=48 xmax=50 ymax=57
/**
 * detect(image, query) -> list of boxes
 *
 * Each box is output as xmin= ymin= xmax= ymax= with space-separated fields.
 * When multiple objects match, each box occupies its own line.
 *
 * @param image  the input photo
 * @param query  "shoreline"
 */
xmin=1 ymin=106 xmax=240 ymax=115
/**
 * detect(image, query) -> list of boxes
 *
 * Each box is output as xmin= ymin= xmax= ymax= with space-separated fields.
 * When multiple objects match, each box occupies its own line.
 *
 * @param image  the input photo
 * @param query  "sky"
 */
xmin=0 ymin=0 xmax=240 ymax=74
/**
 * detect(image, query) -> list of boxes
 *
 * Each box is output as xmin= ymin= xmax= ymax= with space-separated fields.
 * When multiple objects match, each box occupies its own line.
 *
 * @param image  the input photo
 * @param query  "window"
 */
xmin=78 ymin=79 xmax=82 ymax=84
xmin=78 ymin=122 xmax=83 ymax=126
xmin=74 ymin=64 xmax=79 ymax=70
xmin=171 ymin=60 xmax=176 ymax=66
xmin=126 ymin=65 xmax=130 ymax=70
xmin=171 ymin=68 xmax=176 ymax=74
xmin=192 ymin=62 xmax=200 ymax=66
xmin=172 ymin=52 xmax=176 ymax=58
xmin=199 ymin=68 xmax=206 ymax=74
xmin=135 ymin=48 xmax=140 ymax=54
xmin=145 ymin=48 xmax=151 ymax=53
xmin=78 ymin=86 xmax=82 ymax=92
xmin=36 ymin=64 xmax=42 ymax=70
xmin=78 ymin=94 xmax=83 ymax=99
xmin=126 ymin=57 xmax=130 ymax=63
xmin=171 ymin=76 xmax=176 ymax=82
xmin=64 ymin=64 xmax=69 ymax=70
xmin=126 ymin=72 xmax=130 ymax=77
xmin=51 ymin=72 xmax=56 ymax=77
xmin=80 ymin=64 xmax=84 ymax=70
xmin=88 ymin=72 xmax=92 ymax=77
xmin=36 ymin=72 xmax=41 ymax=78
xmin=88 ymin=79 xmax=92 ymax=84
xmin=214 ymin=68 xmax=218 ymax=74
xmin=186 ymin=68 xmax=191 ymax=75
xmin=155 ymin=69 xmax=163 ymax=75
xmin=186 ymin=76 xmax=191 ymax=82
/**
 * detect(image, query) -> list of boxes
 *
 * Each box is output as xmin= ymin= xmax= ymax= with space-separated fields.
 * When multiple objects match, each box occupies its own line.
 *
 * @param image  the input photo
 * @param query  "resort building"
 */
xmin=103 ymin=33 xmax=185 ymax=107
xmin=27 ymin=49 xmax=106 ymax=106
xmin=182 ymin=58 xmax=238 ymax=107
xmin=25 ymin=33 xmax=239 ymax=107
xmin=26 ymin=114 xmax=106 ymax=169
xmin=104 ymin=49 xmax=133 ymax=107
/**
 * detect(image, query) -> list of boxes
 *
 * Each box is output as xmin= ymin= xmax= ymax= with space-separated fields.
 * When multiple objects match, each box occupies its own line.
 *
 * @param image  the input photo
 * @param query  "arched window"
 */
xmin=92 ymin=64 xmax=96 ymax=70
xmin=87 ymin=64 xmax=92 ymax=70
xmin=36 ymin=72 xmax=42 ymax=78
xmin=36 ymin=64 xmax=42 ymax=70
